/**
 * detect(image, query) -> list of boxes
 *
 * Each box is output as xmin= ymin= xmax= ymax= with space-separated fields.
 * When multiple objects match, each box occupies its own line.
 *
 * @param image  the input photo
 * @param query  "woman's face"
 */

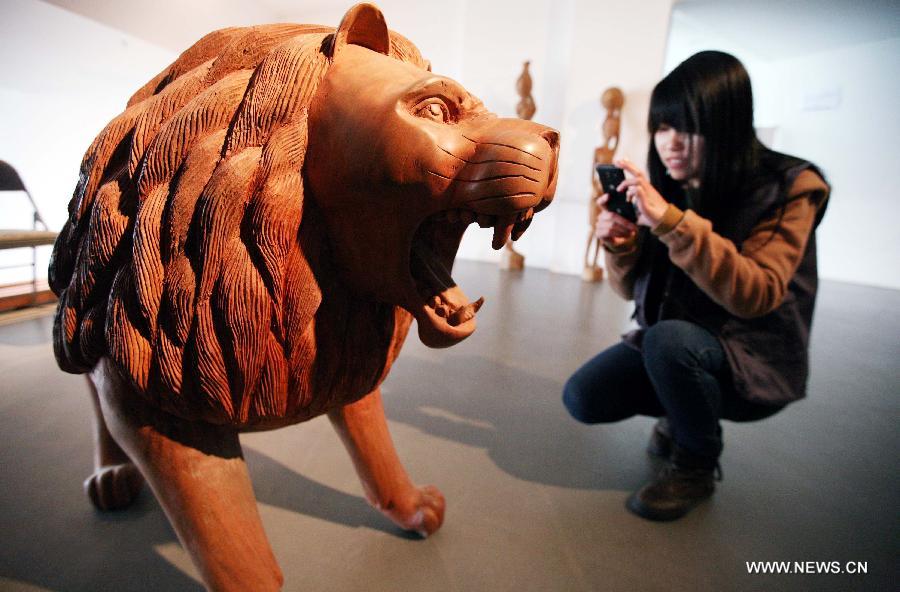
xmin=654 ymin=125 xmax=704 ymax=184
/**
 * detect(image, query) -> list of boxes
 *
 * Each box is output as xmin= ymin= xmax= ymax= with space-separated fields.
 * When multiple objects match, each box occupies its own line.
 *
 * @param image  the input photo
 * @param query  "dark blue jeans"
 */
xmin=562 ymin=319 xmax=781 ymax=465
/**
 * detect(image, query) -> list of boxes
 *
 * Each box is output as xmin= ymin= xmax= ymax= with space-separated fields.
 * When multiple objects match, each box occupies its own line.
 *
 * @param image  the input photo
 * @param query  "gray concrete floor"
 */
xmin=0 ymin=260 xmax=897 ymax=591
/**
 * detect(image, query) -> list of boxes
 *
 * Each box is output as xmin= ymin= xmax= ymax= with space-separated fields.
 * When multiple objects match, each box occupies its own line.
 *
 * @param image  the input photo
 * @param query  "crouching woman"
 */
xmin=563 ymin=51 xmax=830 ymax=521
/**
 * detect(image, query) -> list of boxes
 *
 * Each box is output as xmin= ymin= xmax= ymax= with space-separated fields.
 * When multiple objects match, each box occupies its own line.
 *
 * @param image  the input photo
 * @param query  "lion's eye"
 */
xmin=415 ymin=100 xmax=451 ymax=123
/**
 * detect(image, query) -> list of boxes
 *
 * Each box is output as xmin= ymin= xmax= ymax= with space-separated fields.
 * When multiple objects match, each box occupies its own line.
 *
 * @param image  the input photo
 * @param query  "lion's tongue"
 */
xmin=411 ymin=240 xmax=483 ymax=327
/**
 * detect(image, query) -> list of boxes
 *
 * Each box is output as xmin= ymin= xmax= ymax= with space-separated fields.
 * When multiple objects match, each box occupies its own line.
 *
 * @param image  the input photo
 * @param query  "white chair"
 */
xmin=0 ymin=160 xmax=57 ymax=306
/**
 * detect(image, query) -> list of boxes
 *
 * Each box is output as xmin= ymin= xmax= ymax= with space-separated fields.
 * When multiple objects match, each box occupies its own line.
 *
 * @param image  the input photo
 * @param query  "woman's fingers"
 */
xmin=595 ymin=210 xmax=637 ymax=240
xmin=614 ymin=157 xmax=648 ymax=195
xmin=607 ymin=156 xmax=670 ymax=228
xmin=615 ymin=157 xmax=643 ymax=178
xmin=612 ymin=218 xmax=637 ymax=236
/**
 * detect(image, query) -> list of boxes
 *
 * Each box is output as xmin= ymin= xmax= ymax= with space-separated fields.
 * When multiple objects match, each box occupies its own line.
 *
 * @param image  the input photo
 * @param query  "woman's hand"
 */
xmin=595 ymin=192 xmax=637 ymax=248
xmin=615 ymin=158 xmax=669 ymax=228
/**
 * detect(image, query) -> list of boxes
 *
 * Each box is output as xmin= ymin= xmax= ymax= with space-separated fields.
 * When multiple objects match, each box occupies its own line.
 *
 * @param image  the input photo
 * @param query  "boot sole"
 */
xmin=625 ymin=490 xmax=712 ymax=522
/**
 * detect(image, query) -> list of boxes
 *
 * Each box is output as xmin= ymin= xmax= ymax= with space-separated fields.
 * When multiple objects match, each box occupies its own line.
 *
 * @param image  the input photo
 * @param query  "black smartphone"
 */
xmin=596 ymin=164 xmax=637 ymax=223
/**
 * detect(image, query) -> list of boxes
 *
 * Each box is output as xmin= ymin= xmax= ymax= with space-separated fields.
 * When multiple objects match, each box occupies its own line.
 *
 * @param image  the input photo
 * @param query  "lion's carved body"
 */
xmin=49 ymin=5 xmax=558 ymax=588
xmin=50 ymin=25 xmax=421 ymax=427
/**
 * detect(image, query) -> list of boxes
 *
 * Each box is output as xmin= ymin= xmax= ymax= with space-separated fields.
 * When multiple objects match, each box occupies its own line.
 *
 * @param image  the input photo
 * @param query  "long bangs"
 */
xmin=648 ymin=75 xmax=697 ymax=134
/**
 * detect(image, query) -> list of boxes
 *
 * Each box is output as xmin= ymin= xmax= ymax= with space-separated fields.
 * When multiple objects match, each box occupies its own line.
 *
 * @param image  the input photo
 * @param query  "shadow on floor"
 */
xmin=244 ymin=447 xmax=419 ymax=539
xmin=383 ymin=353 xmax=661 ymax=492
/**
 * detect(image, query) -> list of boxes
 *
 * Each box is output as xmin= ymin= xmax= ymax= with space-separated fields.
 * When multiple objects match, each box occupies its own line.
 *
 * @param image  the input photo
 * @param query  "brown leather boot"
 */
xmin=646 ymin=417 xmax=672 ymax=458
xmin=626 ymin=446 xmax=719 ymax=521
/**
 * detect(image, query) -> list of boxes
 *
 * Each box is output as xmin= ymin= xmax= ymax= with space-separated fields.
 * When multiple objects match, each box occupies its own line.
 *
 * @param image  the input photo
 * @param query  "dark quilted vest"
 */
xmin=631 ymin=151 xmax=828 ymax=405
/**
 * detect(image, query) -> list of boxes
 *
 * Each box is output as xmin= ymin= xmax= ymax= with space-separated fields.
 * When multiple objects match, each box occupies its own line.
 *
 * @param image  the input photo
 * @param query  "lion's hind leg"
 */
xmin=85 ymin=375 xmax=144 ymax=510
xmin=328 ymin=388 xmax=446 ymax=537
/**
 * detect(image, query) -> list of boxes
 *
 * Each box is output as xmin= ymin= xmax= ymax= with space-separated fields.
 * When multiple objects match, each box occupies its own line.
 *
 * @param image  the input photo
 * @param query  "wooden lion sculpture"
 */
xmin=48 ymin=3 xmax=558 ymax=589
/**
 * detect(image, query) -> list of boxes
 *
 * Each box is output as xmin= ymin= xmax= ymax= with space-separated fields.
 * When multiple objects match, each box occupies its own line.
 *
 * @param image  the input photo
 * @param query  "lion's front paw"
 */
xmin=378 ymin=484 xmax=445 ymax=538
xmin=85 ymin=463 xmax=144 ymax=511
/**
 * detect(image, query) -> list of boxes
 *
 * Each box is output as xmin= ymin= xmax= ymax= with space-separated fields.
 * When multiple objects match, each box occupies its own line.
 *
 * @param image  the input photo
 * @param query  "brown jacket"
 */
xmin=605 ymin=160 xmax=829 ymax=405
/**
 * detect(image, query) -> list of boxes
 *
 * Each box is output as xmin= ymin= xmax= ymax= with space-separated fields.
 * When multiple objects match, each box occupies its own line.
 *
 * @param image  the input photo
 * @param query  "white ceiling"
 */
xmin=674 ymin=0 xmax=900 ymax=60
xmin=42 ymin=0 xmax=900 ymax=60
xmin=40 ymin=0 xmax=434 ymax=53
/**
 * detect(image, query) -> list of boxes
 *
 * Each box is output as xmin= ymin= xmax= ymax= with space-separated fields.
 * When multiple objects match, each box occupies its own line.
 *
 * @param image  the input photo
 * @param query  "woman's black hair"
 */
xmin=647 ymin=50 xmax=764 ymax=216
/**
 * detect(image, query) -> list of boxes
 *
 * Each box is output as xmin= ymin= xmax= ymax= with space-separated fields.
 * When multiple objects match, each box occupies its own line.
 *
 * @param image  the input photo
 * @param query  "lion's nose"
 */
xmin=541 ymin=129 xmax=559 ymax=152
xmin=540 ymin=129 xmax=560 ymax=205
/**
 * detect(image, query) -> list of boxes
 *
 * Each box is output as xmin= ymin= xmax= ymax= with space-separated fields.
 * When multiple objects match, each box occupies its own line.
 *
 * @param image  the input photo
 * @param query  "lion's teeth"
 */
xmin=492 ymin=222 xmax=514 ymax=250
xmin=511 ymin=208 xmax=535 ymax=241
xmin=491 ymin=213 xmax=518 ymax=250
xmin=511 ymin=217 xmax=531 ymax=241
xmin=447 ymin=296 xmax=484 ymax=326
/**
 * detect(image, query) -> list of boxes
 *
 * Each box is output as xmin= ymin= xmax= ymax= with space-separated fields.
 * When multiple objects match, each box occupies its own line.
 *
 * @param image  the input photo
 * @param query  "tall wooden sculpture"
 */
xmin=515 ymin=60 xmax=536 ymax=120
xmin=499 ymin=60 xmax=537 ymax=271
xmin=48 ymin=4 xmax=559 ymax=590
xmin=583 ymin=86 xmax=624 ymax=282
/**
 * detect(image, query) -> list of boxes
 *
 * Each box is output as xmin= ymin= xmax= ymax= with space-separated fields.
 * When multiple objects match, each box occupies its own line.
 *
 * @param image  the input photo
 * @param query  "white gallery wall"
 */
xmin=292 ymin=0 xmax=675 ymax=273
xmin=0 ymin=0 xmax=175 ymax=284
xmin=768 ymin=37 xmax=900 ymax=290
xmin=665 ymin=2 xmax=900 ymax=290
xmin=2 ymin=0 xmax=897 ymax=289
xmin=454 ymin=0 xmax=674 ymax=273
xmin=0 ymin=0 xmax=674 ymax=285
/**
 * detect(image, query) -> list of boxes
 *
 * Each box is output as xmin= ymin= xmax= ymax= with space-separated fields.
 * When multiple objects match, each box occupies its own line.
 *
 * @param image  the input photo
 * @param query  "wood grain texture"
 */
xmin=48 ymin=6 xmax=560 ymax=588
xmin=51 ymin=24 xmax=426 ymax=426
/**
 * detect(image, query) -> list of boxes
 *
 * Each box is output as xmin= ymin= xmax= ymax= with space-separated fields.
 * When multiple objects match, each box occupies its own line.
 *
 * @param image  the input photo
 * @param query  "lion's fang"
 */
xmin=447 ymin=297 xmax=484 ymax=326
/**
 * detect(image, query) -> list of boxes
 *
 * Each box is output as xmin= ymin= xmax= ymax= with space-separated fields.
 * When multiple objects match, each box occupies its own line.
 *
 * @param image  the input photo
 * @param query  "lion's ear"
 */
xmin=330 ymin=3 xmax=390 ymax=57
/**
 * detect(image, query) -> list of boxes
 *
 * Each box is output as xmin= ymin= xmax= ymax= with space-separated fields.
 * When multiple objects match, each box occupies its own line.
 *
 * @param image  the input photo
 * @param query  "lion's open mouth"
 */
xmin=408 ymin=204 xmax=535 ymax=348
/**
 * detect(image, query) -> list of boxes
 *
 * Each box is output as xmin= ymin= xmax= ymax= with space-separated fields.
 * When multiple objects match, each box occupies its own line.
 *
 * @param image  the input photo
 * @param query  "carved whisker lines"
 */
xmin=460 ymin=134 xmax=543 ymax=161
xmin=426 ymin=170 xmax=540 ymax=184
xmin=436 ymin=145 xmax=542 ymax=171
xmin=472 ymin=191 xmax=537 ymax=202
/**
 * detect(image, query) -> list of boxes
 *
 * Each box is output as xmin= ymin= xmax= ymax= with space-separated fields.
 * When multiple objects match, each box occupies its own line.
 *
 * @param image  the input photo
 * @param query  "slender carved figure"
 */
xmin=48 ymin=4 xmax=559 ymax=590
xmin=584 ymin=86 xmax=624 ymax=281
xmin=515 ymin=61 xmax=536 ymax=120
xmin=500 ymin=60 xmax=538 ymax=271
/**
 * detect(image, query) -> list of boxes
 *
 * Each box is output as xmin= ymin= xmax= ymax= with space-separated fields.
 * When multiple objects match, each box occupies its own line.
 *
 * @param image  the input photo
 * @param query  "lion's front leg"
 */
xmin=92 ymin=358 xmax=283 ymax=591
xmin=328 ymin=388 xmax=445 ymax=537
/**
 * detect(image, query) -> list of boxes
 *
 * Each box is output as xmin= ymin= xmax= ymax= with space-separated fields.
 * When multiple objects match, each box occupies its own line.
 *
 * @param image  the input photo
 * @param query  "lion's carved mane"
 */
xmin=50 ymin=24 xmax=425 ymax=427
